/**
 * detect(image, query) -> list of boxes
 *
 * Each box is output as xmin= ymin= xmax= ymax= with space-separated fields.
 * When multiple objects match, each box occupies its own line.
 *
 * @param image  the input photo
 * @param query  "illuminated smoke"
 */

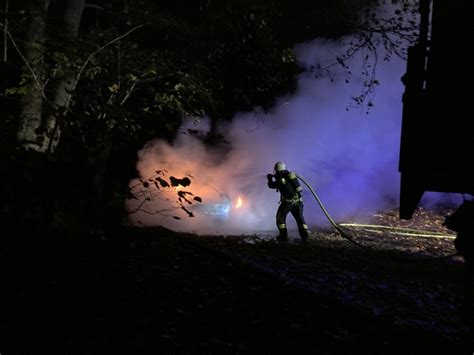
xmin=127 ymin=15 xmax=462 ymax=234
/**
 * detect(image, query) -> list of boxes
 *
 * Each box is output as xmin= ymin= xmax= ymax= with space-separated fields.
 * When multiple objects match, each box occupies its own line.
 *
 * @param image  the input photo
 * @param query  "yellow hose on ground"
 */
xmin=295 ymin=173 xmax=459 ymax=259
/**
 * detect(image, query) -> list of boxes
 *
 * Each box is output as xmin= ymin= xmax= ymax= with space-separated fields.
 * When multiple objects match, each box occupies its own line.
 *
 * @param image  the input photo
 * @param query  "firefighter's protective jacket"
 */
xmin=267 ymin=170 xmax=303 ymax=203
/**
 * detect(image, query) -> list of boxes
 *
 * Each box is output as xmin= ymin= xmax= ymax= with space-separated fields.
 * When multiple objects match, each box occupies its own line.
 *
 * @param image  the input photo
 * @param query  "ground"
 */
xmin=4 ymin=207 xmax=473 ymax=354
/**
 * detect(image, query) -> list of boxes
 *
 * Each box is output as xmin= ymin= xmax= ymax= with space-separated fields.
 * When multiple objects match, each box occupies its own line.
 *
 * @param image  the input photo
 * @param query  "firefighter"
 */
xmin=267 ymin=161 xmax=309 ymax=243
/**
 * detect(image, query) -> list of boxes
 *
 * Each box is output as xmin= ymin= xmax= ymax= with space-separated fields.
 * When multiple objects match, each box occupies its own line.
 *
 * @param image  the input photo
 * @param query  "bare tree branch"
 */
xmin=3 ymin=0 xmax=8 ymax=62
xmin=44 ymin=24 xmax=145 ymax=154
xmin=117 ymin=39 xmax=121 ymax=88
xmin=66 ymin=24 xmax=145 ymax=110
xmin=127 ymin=205 xmax=180 ymax=216
xmin=1 ymin=26 xmax=47 ymax=100
xmin=84 ymin=3 xmax=104 ymax=10
xmin=120 ymin=79 xmax=138 ymax=106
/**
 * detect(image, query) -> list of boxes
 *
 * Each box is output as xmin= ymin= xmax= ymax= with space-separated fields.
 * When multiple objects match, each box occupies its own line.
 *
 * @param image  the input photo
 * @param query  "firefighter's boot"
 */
xmin=277 ymin=224 xmax=288 ymax=242
xmin=299 ymin=224 xmax=309 ymax=243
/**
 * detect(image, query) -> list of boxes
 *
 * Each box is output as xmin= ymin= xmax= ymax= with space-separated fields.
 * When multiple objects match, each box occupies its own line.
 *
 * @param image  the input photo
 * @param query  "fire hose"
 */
xmin=295 ymin=174 xmax=459 ymax=259
xmin=295 ymin=174 xmax=365 ymax=248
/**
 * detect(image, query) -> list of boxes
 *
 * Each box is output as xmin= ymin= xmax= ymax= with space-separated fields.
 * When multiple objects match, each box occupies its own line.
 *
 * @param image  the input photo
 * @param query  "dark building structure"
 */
xmin=399 ymin=0 xmax=474 ymax=219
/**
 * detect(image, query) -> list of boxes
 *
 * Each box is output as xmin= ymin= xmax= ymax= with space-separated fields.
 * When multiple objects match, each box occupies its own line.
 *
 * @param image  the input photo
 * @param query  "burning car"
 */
xmin=191 ymin=195 xmax=245 ymax=219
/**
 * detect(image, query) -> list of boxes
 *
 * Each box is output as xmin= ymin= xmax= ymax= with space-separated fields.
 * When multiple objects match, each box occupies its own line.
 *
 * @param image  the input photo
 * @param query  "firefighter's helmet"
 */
xmin=274 ymin=161 xmax=287 ymax=173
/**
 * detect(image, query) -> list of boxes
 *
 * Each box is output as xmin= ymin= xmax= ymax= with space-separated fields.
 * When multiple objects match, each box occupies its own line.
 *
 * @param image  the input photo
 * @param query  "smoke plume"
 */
xmin=127 ymin=17 xmax=461 ymax=234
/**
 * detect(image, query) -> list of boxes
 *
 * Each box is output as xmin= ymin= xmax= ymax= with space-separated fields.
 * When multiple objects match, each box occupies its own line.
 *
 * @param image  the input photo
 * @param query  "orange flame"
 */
xmin=235 ymin=196 xmax=243 ymax=208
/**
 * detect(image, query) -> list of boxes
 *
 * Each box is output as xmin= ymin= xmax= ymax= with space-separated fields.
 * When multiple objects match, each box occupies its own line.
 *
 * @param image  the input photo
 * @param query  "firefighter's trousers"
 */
xmin=276 ymin=201 xmax=309 ymax=241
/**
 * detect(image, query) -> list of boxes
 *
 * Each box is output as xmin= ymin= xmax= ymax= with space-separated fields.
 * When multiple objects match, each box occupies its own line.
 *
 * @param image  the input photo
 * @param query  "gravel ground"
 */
xmin=195 ymin=207 xmax=473 ymax=348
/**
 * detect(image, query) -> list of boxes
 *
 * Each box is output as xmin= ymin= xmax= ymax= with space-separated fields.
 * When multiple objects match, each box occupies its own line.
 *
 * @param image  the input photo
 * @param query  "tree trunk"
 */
xmin=16 ymin=0 xmax=50 ymax=151
xmin=42 ymin=0 xmax=85 ymax=153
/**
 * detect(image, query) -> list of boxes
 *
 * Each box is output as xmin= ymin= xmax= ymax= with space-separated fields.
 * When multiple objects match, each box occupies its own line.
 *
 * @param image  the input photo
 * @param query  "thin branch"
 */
xmin=120 ymin=77 xmax=139 ymax=105
xmin=117 ymin=39 xmax=121 ymax=88
xmin=3 ymin=0 xmax=8 ymax=62
xmin=2 ymin=27 xmax=47 ymax=100
xmin=128 ymin=204 xmax=179 ymax=216
xmin=120 ymin=71 xmax=175 ymax=106
xmin=129 ymin=196 xmax=148 ymax=213
xmin=128 ymin=193 xmax=181 ymax=215
xmin=44 ymin=25 xmax=146 ymax=154
xmin=84 ymin=3 xmax=104 ymax=10
xmin=312 ymin=34 xmax=372 ymax=75
xmin=66 ymin=24 xmax=145 ymax=110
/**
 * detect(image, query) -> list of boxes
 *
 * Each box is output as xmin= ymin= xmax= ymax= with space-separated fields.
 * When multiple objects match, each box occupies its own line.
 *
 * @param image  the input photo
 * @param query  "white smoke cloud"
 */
xmin=126 ymin=6 xmax=462 ymax=235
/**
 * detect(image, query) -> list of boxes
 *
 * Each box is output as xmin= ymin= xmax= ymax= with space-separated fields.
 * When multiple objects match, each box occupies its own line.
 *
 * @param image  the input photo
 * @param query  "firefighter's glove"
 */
xmin=267 ymin=174 xmax=274 ymax=181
